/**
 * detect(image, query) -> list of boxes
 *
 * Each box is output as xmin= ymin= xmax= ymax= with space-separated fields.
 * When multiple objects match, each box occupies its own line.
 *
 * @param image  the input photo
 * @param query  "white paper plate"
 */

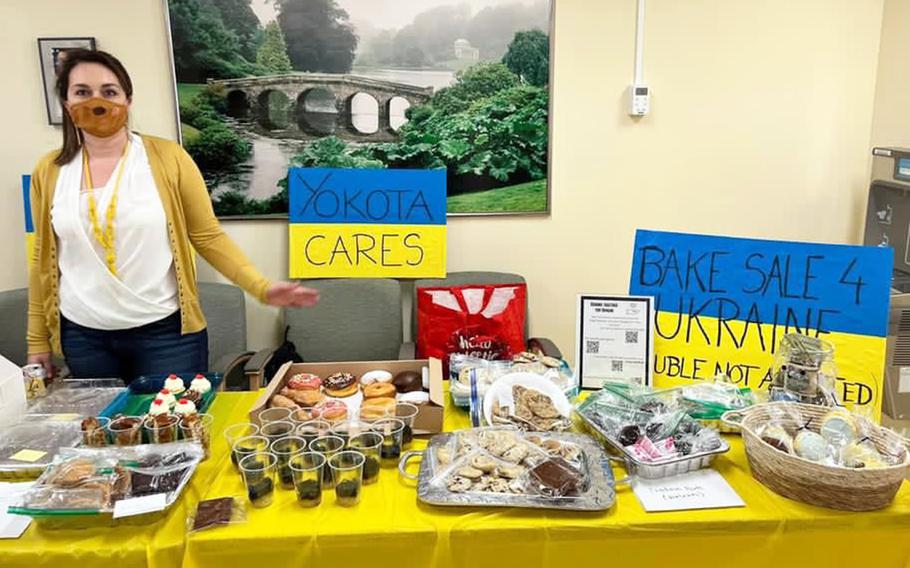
xmin=482 ymin=372 xmax=572 ymax=427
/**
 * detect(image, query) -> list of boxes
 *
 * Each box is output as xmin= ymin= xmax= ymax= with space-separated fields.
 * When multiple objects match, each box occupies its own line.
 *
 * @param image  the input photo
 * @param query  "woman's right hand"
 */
xmin=27 ymin=352 xmax=55 ymax=380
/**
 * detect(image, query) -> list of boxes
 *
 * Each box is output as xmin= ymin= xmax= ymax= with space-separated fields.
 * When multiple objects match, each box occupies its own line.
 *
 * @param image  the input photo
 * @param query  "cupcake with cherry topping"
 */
xmin=163 ymin=374 xmax=186 ymax=395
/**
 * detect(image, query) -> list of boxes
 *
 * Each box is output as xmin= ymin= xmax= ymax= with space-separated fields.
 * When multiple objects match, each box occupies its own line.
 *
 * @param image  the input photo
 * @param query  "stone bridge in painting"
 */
xmin=208 ymin=73 xmax=433 ymax=142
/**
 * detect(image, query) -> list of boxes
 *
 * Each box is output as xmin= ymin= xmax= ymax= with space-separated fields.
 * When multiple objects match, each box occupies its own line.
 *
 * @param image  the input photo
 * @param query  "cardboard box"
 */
xmin=249 ymin=358 xmax=445 ymax=434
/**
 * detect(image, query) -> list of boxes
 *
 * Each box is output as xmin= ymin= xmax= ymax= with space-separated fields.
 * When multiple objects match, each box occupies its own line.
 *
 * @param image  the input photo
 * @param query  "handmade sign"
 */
xmin=629 ymin=229 xmax=893 ymax=413
xmin=288 ymin=168 xmax=446 ymax=278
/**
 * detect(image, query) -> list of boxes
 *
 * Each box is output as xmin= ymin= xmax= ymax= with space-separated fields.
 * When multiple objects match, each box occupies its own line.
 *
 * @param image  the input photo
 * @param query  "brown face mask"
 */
xmin=67 ymin=97 xmax=129 ymax=138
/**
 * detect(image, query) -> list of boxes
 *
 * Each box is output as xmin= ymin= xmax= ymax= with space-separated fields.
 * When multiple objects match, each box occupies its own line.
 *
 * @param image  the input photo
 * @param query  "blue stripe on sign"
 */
xmin=22 ymin=175 xmax=33 ymax=233
xmin=628 ymin=229 xmax=893 ymax=338
xmin=289 ymin=168 xmax=447 ymax=226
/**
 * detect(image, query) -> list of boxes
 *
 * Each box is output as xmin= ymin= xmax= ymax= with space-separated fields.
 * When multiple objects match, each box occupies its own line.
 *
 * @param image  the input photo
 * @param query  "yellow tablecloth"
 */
xmin=3 ymin=391 xmax=910 ymax=568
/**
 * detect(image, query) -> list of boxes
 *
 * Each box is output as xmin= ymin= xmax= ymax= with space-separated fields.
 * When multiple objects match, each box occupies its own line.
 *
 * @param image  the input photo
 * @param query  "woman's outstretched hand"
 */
xmin=265 ymin=281 xmax=320 ymax=308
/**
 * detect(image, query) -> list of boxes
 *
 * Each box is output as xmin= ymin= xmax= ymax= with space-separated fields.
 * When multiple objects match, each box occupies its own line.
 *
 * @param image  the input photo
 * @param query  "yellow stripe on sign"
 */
xmin=25 ymin=233 xmax=35 ymax=272
xmin=289 ymin=223 xmax=446 ymax=278
xmin=652 ymin=311 xmax=885 ymax=416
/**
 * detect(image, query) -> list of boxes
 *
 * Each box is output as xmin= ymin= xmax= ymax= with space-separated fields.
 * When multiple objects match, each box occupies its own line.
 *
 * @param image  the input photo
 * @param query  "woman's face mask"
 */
xmin=67 ymin=98 xmax=129 ymax=138
xmin=64 ymin=62 xmax=130 ymax=138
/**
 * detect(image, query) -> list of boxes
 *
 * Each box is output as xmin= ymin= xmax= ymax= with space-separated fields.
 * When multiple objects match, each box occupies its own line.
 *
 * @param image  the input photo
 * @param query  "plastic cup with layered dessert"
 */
xmin=309 ymin=435 xmax=345 ymax=489
xmin=395 ymin=403 xmax=419 ymax=447
xmin=261 ymin=420 xmax=295 ymax=445
xmin=371 ymin=418 xmax=405 ymax=461
xmin=271 ymin=435 xmax=306 ymax=490
xmin=107 ymin=415 xmax=143 ymax=446
xmin=296 ymin=419 xmax=330 ymax=447
xmin=258 ymin=407 xmax=293 ymax=425
xmin=180 ymin=413 xmax=214 ymax=460
xmin=289 ymin=452 xmax=326 ymax=508
xmin=330 ymin=420 xmax=371 ymax=447
xmin=328 ymin=451 xmax=365 ymax=506
xmin=348 ymin=432 xmax=382 ymax=485
xmin=231 ymin=435 xmax=269 ymax=472
xmin=144 ymin=414 xmax=180 ymax=444
xmin=81 ymin=416 xmax=110 ymax=447
xmin=224 ymin=422 xmax=260 ymax=469
xmin=240 ymin=452 xmax=277 ymax=508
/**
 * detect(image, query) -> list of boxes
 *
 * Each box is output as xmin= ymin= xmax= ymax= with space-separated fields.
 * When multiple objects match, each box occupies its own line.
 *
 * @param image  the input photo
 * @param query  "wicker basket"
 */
xmin=722 ymin=403 xmax=910 ymax=511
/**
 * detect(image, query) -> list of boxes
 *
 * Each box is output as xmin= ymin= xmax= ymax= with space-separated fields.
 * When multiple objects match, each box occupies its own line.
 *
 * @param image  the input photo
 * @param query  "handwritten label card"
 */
xmin=113 ymin=493 xmax=167 ymax=519
xmin=631 ymin=469 xmax=745 ymax=512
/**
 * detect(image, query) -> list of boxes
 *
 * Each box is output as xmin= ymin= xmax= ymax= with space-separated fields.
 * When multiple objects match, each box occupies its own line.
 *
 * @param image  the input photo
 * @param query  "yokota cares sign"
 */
xmin=629 ymin=229 xmax=893 ymax=412
xmin=288 ymin=168 xmax=446 ymax=278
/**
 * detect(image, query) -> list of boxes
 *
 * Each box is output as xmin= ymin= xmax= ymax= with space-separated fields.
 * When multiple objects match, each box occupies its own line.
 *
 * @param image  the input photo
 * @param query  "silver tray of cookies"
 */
xmin=399 ymin=428 xmax=615 ymax=511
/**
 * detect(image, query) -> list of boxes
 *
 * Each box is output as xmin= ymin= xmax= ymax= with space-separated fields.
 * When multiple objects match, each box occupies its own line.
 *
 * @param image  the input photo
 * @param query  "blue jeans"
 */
xmin=61 ymin=312 xmax=208 ymax=384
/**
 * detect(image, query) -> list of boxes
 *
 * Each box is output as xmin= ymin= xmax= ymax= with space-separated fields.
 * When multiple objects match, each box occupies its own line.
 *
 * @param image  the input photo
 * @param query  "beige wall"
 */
xmin=872 ymin=0 xmax=910 ymax=149
xmin=0 ymin=0 xmax=888 ymax=362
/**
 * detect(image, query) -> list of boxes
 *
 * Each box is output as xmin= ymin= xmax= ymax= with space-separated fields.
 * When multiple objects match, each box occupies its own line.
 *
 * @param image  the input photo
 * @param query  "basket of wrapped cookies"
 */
xmin=251 ymin=359 xmax=445 ymax=434
xmin=722 ymin=403 xmax=910 ymax=511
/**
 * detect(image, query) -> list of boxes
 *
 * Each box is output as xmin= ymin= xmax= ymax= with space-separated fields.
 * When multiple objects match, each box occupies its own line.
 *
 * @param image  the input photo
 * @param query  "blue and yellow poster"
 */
xmin=629 ymin=229 xmax=893 ymax=413
xmin=23 ymin=175 xmax=34 ymax=270
xmin=288 ymin=168 xmax=446 ymax=278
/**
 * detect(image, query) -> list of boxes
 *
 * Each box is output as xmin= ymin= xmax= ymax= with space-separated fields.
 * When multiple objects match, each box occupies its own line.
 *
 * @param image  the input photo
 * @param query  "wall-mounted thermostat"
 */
xmin=628 ymin=84 xmax=650 ymax=117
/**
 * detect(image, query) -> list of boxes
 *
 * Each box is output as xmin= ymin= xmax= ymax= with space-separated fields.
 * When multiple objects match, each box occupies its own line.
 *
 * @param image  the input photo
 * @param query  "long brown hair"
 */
xmin=53 ymin=49 xmax=133 ymax=166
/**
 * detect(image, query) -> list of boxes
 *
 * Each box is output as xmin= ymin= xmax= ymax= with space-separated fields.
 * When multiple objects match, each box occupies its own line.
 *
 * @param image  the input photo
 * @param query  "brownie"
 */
xmin=529 ymin=458 xmax=582 ymax=497
xmin=193 ymin=497 xmax=234 ymax=531
xmin=131 ymin=468 xmax=188 ymax=496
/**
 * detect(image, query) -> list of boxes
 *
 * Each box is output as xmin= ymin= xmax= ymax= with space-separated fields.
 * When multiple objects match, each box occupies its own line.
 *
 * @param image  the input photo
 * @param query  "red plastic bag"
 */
xmin=416 ymin=284 xmax=527 ymax=371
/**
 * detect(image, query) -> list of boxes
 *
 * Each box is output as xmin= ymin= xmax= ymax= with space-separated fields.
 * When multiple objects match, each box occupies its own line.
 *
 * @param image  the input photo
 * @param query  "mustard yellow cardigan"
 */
xmin=28 ymin=134 xmax=270 ymax=356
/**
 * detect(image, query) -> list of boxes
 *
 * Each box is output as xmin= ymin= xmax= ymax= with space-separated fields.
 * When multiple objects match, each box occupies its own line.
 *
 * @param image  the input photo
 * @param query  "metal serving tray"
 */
xmin=575 ymin=410 xmax=729 ymax=479
xmin=400 ymin=430 xmax=616 ymax=511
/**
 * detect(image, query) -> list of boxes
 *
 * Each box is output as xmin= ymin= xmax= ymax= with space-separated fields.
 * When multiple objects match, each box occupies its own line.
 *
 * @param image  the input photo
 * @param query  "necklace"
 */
xmin=82 ymin=138 xmax=130 ymax=275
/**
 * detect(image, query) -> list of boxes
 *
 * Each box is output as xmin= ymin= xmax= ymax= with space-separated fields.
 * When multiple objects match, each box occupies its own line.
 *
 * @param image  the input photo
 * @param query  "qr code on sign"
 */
xmin=585 ymin=340 xmax=599 ymax=354
xmin=624 ymin=331 xmax=639 ymax=344
xmin=611 ymin=360 xmax=624 ymax=372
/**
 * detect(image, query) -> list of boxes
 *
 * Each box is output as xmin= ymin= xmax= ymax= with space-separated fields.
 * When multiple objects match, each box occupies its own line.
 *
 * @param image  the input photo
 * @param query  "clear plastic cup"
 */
xmin=107 ymin=416 xmax=143 ymax=446
xmin=309 ymin=435 xmax=345 ymax=489
xmin=296 ymin=420 xmax=331 ymax=448
xmin=82 ymin=417 xmax=110 ymax=447
xmin=289 ymin=452 xmax=326 ymax=508
xmin=224 ymin=423 xmax=260 ymax=470
xmin=349 ymin=432 xmax=382 ymax=485
xmin=271 ymin=435 xmax=306 ymax=490
xmin=261 ymin=420 xmax=295 ymax=444
xmin=395 ymin=403 xmax=420 ymax=447
xmin=231 ymin=435 xmax=269 ymax=471
xmin=258 ymin=407 xmax=293 ymax=425
xmin=328 ymin=451 xmax=365 ymax=506
xmin=145 ymin=414 xmax=181 ymax=444
xmin=371 ymin=418 xmax=405 ymax=461
xmin=240 ymin=452 xmax=277 ymax=508
xmin=180 ymin=413 xmax=214 ymax=460
xmin=330 ymin=420 xmax=371 ymax=447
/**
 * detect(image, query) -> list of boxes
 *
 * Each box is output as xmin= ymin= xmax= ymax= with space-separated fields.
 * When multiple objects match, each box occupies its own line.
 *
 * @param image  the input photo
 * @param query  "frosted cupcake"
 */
xmin=148 ymin=398 xmax=170 ymax=416
xmin=189 ymin=374 xmax=212 ymax=395
xmin=164 ymin=374 xmax=186 ymax=395
xmin=155 ymin=388 xmax=177 ymax=408
xmin=175 ymin=398 xmax=197 ymax=417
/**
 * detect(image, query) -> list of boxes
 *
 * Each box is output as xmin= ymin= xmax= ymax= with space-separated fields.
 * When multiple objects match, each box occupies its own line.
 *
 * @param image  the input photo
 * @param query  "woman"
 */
xmin=27 ymin=49 xmax=318 ymax=382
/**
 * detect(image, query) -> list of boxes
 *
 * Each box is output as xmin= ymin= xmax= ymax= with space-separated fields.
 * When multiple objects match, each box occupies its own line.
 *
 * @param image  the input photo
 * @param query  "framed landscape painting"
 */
xmin=164 ymin=0 xmax=552 ymax=218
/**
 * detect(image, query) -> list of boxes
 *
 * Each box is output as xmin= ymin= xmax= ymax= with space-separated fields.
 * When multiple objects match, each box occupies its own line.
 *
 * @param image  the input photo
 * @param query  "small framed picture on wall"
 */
xmin=37 ymin=37 xmax=96 ymax=125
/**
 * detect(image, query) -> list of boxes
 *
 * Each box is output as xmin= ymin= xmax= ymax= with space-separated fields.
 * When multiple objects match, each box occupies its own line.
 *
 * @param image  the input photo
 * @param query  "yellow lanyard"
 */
xmin=82 ymin=139 xmax=130 ymax=276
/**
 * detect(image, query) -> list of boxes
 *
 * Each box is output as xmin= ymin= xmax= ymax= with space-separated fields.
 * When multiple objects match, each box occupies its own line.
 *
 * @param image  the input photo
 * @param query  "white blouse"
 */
xmin=51 ymin=132 xmax=179 ymax=330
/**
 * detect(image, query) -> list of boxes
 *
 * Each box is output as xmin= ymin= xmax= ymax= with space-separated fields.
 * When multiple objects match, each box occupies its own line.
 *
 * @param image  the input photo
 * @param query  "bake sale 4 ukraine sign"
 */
xmin=288 ymin=168 xmax=446 ymax=278
xmin=629 ymin=230 xmax=893 ymax=413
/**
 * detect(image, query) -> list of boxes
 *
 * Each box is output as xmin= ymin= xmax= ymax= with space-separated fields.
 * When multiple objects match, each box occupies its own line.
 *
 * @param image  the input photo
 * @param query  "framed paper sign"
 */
xmin=37 ymin=37 xmax=96 ymax=125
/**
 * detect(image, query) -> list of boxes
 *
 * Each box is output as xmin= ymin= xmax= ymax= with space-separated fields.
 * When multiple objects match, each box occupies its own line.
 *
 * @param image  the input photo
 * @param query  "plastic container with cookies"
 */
xmin=8 ymin=442 xmax=203 ymax=529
